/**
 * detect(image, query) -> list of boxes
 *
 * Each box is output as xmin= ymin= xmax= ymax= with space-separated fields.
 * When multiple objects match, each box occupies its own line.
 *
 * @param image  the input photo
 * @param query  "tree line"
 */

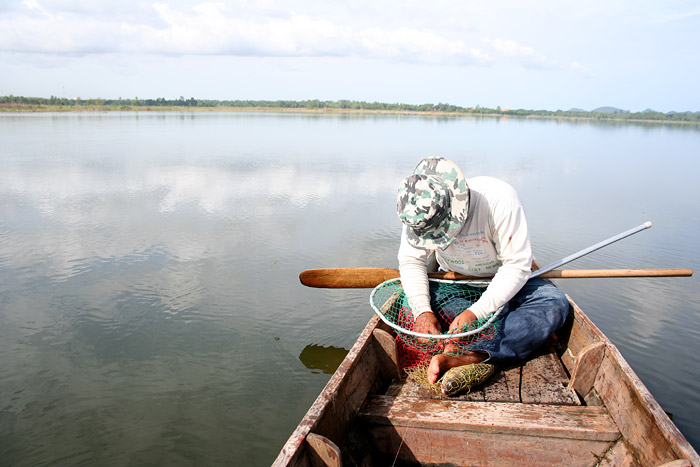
xmin=2 ymin=95 xmax=698 ymax=123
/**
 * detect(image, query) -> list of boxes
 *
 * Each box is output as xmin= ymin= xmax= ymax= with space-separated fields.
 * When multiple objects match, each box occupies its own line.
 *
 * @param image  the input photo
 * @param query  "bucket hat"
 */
xmin=396 ymin=157 xmax=470 ymax=249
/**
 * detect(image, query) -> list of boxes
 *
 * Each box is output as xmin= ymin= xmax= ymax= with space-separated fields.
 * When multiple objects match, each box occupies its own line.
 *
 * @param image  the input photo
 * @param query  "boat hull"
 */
xmin=273 ymin=295 xmax=699 ymax=466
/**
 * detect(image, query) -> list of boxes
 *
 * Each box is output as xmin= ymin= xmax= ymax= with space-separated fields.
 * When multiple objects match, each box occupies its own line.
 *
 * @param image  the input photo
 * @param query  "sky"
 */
xmin=1 ymin=0 xmax=699 ymax=112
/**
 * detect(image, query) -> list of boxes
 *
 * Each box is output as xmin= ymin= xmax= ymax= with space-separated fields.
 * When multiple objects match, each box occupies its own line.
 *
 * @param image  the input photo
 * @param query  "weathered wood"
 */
xmin=360 ymin=396 xmax=619 ymax=466
xmin=521 ymin=349 xmax=580 ymax=405
xmin=583 ymin=387 xmax=605 ymax=407
xmin=386 ymin=378 xmax=485 ymax=401
xmin=313 ymin=341 xmax=379 ymax=443
xmin=481 ymin=369 xmax=514 ymax=402
xmin=360 ymin=396 xmax=619 ymax=441
xmin=305 ymin=433 xmax=341 ymax=467
xmin=560 ymin=296 xmax=605 ymax=374
xmin=497 ymin=365 xmax=523 ymax=402
xmin=365 ymin=424 xmax=615 ymax=467
xmin=275 ymin=291 xmax=700 ymax=467
xmin=596 ymin=438 xmax=641 ymax=467
xmin=657 ymin=460 xmax=694 ymax=467
xmin=372 ymin=328 xmax=401 ymax=380
xmin=386 ymin=378 xmax=436 ymax=399
xmin=452 ymin=383 xmax=485 ymax=402
xmin=594 ymin=345 xmax=700 ymax=466
xmin=568 ymin=341 xmax=606 ymax=397
xmin=272 ymin=315 xmax=385 ymax=467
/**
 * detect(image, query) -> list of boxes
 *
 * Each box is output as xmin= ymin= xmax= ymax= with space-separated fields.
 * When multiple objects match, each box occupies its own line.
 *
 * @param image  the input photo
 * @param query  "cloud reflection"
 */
xmin=1 ymin=162 xmax=402 ymax=216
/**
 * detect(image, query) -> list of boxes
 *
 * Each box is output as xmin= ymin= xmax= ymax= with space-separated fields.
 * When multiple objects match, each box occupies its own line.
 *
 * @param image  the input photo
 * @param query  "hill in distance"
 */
xmin=591 ymin=106 xmax=630 ymax=114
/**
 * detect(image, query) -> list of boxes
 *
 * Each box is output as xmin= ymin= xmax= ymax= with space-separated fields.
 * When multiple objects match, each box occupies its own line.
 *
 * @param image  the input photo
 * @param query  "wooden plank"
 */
xmin=594 ymin=346 xmax=700 ymax=466
xmin=360 ymin=396 xmax=619 ymax=441
xmin=597 ymin=438 xmax=642 ymax=467
xmin=386 ymin=378 xmax=437 ymax=399
xmin=305 ymin=433 xmax=341 ymax=467
xmin=658 ymin=461 xmax=694 ymax=467
xmin=365 ymin=425 xmax=615 ymax=467
xmin=560 ymin=295 xmax=605 ymax=374
xmin=386 ymin=378 xmax=485 ymax=401
xmin=521 ymin=349 xmax=580 ymax=405
xmin=360 ymin=396 xmax=619 ymax=466
xmin=454 ymin=384 xmax=485 ymax=401
xmin=314 ymin=341 xmax=380 ymax=441
xmin=583 ymin=388 xmax=605 ymax=407
xmin=372 ymin=328 xmax=401 ymax=380
xmin=272 ymin=316 xmax=385 ymax=467
xmin=568 ymin=341 xmax=606 ymax=397
xmin=484 ymin=364 xmax=521 ymax=402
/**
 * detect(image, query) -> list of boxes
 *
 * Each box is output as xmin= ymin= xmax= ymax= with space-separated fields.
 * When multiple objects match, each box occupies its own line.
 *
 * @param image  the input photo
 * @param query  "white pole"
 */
xmin=530 ymin=221 xmax=653 ymax=278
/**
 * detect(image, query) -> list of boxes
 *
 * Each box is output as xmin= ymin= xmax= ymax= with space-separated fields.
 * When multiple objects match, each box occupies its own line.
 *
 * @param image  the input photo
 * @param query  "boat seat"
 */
xmin=358 ymin=396 xmax=621 ymax=466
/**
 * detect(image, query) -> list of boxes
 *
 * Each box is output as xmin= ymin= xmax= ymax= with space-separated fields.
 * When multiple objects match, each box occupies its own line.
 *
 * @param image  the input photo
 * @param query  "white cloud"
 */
xmin=570 ymin=61 xmax=592 ymax=76
xmin=21 ymin=0 xmax=45 ymax=12
xmin=0 ymin=1 xmax=505 ymax=66
xmin=482 ymin=37 xmax=557 ymax=69
xmin=359 ymin=27 xmax=491 ymax=65
xmin=2 ymin=0 xmax=696 ymax=110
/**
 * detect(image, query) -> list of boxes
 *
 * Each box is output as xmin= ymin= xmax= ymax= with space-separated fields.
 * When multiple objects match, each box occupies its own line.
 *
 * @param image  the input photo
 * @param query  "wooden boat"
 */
xmin=273 ymin=293 xmax=700 ymax=466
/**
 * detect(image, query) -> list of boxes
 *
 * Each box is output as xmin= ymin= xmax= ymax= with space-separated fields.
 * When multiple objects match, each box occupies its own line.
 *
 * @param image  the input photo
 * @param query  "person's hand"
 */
xmin=447 ymin=309 xmax=478 ymax=334
xmin=445 ymin=309 xmax=478 ymax=353
xmin=413 ymin=311 xmax=441 ymax=342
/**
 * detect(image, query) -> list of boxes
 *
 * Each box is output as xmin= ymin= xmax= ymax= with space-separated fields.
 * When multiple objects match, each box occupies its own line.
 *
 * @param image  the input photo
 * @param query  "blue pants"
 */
xmin=447 ymin=278 xmax=570 ymax=362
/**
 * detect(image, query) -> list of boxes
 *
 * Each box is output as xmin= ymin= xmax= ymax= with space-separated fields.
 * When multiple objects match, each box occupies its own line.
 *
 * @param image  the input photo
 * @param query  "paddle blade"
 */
xmin=299 ymin=268 xmax=401 ymax=288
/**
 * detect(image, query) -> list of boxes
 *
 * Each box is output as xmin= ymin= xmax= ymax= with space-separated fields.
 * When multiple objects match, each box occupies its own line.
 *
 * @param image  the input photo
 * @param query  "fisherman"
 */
xmin=396 ymin=157 xmax=570 ymax=384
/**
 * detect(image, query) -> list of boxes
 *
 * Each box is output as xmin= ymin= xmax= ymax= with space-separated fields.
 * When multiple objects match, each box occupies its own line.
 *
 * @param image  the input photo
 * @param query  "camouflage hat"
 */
xmin=396 ymin=157 xmax=469 ymax=249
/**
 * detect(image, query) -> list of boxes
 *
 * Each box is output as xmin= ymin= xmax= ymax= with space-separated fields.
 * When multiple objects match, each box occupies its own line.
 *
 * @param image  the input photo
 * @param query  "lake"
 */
xmin=1 ymin=111 xmax=699 ymax=465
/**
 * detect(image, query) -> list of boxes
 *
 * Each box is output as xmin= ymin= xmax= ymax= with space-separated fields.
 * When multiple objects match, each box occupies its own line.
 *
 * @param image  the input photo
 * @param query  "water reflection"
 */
xmin=1 ymin=112 xmax=699 ymax=465
xmin=298 ymin=344 xmax=349 ymax=374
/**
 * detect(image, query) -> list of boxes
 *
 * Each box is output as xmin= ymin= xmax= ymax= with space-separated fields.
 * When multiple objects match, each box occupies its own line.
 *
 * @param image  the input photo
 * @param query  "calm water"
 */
xmin=1 ymin=112 xmax=699 ymax=465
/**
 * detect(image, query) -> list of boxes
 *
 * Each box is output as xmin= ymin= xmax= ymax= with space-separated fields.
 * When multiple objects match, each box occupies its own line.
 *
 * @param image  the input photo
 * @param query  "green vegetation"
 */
xmin=1 ymin=95 xmax=699 ymax=124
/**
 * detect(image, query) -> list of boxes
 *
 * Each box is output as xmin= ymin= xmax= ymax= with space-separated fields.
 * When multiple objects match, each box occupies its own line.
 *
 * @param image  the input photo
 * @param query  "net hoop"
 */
xmin=369 ymin=277 xmax=503 ymax=340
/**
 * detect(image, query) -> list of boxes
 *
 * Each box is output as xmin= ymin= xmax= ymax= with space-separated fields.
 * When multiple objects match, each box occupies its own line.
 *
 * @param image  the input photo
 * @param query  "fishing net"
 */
xmin=405 ymin=362 xmax=496 ymax=396
xmin=438 ymin=363 xmax=496 ymax=396
xmin=369 ymin=278 xmax=501 ymax=371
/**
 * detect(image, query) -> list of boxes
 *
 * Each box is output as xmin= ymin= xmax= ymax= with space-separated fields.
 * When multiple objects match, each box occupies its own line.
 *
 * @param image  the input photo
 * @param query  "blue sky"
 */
xmin=1 ymin=0 xmax=698 ymax=112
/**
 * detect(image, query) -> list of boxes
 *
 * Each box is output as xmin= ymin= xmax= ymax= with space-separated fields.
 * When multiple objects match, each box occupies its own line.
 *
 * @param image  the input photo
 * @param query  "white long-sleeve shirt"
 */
xmin=398 ymin=176 xmax=533 ymax=320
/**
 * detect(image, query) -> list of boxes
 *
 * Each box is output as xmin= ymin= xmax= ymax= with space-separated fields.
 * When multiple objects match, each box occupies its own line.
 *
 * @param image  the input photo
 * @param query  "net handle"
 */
xmin=369 ymin=278 xmax=503 ymax=340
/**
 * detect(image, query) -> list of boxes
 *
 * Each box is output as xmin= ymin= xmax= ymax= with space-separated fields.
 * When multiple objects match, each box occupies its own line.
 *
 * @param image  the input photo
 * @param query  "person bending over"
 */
xmin=396 ymin=157 xmax=569 ymax=384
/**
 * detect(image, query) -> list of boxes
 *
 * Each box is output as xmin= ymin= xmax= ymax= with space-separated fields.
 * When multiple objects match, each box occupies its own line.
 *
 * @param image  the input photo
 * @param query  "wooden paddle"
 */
xmin=299 ymin=267 xmax=693 ymax=288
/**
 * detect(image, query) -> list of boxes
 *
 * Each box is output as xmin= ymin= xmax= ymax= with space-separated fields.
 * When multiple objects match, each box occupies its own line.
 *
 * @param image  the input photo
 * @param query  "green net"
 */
xmin=370 ymin=278 xmax=501 ymax=371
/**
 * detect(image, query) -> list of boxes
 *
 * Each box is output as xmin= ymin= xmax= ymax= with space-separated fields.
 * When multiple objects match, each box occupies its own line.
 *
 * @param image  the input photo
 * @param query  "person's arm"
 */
xmin=397 ymin=226 xmax=442 ymax=336
xmin=397 ymin=226 xmax=432 ymax=316
xmin=467 ymin=203 xmax=532 ymax=320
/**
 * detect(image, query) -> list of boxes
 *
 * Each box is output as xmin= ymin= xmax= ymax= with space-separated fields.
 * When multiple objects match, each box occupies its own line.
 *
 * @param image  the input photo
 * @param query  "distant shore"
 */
xmin=0 ymin=103 xmax=457 ymax=115
xmin=1 ymin=103 xmax=698 ymax=126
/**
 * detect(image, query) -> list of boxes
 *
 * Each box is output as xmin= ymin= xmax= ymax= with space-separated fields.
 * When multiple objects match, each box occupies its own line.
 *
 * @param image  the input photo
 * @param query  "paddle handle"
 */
xmin=299 ymin=267 xmax=693 ymax=288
